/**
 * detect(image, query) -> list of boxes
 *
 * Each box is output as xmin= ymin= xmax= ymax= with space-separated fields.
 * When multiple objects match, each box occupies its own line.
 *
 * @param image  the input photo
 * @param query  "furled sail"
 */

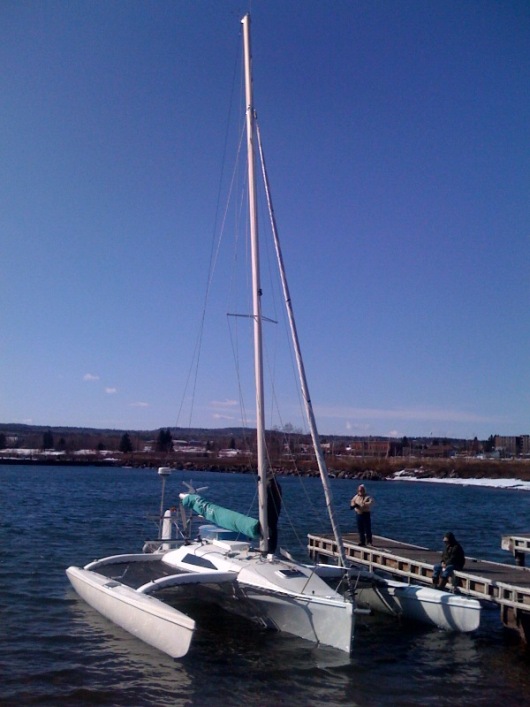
xmin=180 ymin=494 xmax=260 ymax=540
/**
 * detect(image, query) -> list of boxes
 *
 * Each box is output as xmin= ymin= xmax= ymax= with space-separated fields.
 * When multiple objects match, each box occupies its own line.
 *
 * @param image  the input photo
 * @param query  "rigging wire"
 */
xmin=174 ymin=34 xmax=245 ymax=431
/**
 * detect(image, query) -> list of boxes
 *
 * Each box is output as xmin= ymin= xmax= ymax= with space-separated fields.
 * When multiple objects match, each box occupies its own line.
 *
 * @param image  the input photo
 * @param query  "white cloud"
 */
xmin=210 ymin=399 xmax=238 ymax=408
xmin=212 ymin=412 xmax=236 ymax=421
xmin=345 ymin=421 xmax=371 ymax=432
xmin=105 ymin=387 xmax=117 ymax=394
xmin=130 ymin=401 xmax=150 ymax=408
xmin=83 ymin=373 xmax=100 ymax=381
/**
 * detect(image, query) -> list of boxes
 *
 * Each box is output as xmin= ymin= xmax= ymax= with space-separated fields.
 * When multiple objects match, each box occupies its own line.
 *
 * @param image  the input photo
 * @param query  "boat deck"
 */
xmin=308 ymin=532 xmax=530 ymax=641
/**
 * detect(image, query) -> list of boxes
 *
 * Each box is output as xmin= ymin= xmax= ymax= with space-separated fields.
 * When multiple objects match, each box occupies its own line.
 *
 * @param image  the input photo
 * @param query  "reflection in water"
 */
xmin=69 ymin=589 xmax=355 ymax=706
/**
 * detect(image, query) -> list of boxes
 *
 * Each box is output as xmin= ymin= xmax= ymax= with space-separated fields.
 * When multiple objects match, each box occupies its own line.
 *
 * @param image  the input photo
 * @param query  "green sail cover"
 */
xmin=181 ymin=494 xmax=260 ymax=540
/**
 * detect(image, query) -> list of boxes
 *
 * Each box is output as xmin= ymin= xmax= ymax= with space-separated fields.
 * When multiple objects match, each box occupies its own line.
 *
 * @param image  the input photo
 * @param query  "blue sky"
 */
xmin=2 ymin=0 xmax=529 ymax=440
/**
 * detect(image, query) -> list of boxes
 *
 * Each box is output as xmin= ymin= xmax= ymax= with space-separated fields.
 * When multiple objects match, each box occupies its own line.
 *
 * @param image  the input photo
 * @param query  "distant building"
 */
xmin=494 ymin=436 xmax=518 ymax=455
xmin=519 ymin=435 xmax=530 ymax=455
xmin=218 ymin=448 xmax=242 ymax=458
xmin=172 ymin=440 xmax=205 ymax=454
xmin=346 ymin=440 xmax=390 ymax=458
xmin=422 ymin=443 xmax=456 ymax=458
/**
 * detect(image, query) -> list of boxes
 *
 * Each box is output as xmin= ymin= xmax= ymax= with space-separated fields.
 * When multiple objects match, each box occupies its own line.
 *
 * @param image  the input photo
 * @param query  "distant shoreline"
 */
xmin=2 ymin=455 xmax=530 ymax=482
xmin=0 ymin=458 xmax=118 ymax=467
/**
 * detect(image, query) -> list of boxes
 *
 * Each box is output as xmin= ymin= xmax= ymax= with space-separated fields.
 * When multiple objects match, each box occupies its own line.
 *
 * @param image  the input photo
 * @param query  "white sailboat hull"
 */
xmin=232 ymin=585 xmax=354 ymax=653
xmin=162 ymin=540 xmax=355 ymax=654
xmin=355 ymin=575 xmax=481 ymax=632
xmin=66 ymin=565 xmax=196 ymax=658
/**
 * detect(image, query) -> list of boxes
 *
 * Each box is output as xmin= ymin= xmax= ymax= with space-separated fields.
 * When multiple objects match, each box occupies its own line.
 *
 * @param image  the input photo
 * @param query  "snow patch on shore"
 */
xmin=390 ymin=472 xmax=530 ymax=491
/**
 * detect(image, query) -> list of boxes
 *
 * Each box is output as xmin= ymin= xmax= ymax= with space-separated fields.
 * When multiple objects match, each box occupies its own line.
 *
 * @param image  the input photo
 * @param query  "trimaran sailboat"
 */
xmin=66 ymin=14 xmax=481 ymax=659
xmin=67 ymin=14 xmax=356 ymax=658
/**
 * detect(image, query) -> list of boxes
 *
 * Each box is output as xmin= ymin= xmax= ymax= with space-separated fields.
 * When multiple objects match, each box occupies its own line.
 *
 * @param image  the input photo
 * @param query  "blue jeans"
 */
xmin=433 ymin=563 xmax=456 ymax=587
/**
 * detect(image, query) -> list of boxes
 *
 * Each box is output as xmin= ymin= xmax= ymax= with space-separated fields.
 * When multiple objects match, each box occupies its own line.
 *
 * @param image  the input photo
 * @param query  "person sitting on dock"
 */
xmin=432 ymin=531 xmax=465 ymax=591
xmin=350 ymin=484 xmax=374 ymax=547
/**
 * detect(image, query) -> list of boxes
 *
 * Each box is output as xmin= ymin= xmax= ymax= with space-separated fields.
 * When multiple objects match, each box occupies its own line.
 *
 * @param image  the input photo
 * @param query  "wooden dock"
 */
xmin=308 ymin=532 xmax=530 ymax=642
xmin=501 ymin=533 xmax=530 ymax=566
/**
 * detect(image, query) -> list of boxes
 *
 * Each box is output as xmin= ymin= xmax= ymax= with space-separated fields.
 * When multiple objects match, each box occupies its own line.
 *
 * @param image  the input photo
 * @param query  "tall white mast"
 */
xmin=242 ymin=14 xmax=268 ymax=552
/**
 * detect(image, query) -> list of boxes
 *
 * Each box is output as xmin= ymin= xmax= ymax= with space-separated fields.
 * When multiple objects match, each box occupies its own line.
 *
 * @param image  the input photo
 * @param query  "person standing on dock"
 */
xmin=432 ymin=531 xmax=465 ymax=590
xmin=350 ymin=484 xmax=374 ymax=546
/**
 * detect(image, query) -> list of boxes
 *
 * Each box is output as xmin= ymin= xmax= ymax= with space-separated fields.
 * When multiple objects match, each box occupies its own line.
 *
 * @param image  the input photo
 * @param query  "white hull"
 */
xmin=163 ymin=540 xmax=355 ymax=653
xmin=231 ymin=587 xmax=354 ymax=653
xmin=355 ymin=574 xmax=481 ymax=632
xmin=66 ymin=565 xmax=196 ymax=658
xmin=66 ymin=543 xmax=354 ymax=657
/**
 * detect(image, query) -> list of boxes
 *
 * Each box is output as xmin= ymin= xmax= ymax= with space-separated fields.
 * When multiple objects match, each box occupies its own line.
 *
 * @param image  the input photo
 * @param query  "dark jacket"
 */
xmin=441 ymin=533 xmax=465 ymax=570
xmin=267 ymin=477 xmax=282 ymax=522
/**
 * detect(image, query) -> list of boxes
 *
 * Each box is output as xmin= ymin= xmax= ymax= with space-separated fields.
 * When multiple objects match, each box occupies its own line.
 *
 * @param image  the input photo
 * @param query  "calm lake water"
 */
xmin=2 ymin=465 xmax=530 ymax=706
